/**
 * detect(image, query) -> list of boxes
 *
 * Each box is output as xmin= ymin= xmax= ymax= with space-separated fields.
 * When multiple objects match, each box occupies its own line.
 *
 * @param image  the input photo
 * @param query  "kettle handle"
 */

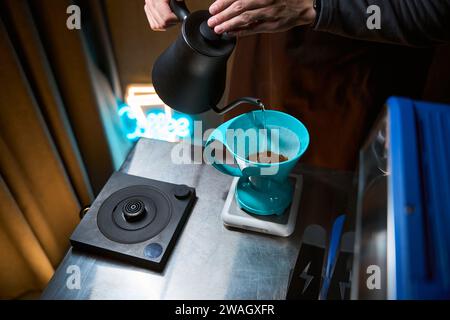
xmin=204 ymin=139 xmax=243 ymax=177
xmin=204 ymin=123 xmax=244 ymax=177
xmin=170 ymin=0 xmax=190 ymax=21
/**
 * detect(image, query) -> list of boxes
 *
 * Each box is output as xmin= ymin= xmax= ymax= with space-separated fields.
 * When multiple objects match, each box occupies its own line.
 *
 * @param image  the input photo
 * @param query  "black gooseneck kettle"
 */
xmin=152 ymin=0 xmax=262 ymax=114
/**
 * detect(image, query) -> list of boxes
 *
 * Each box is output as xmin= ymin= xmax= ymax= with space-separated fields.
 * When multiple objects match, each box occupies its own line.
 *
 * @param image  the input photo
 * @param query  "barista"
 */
xmin=144 ymin=0 xmax=450 ymax=169
xmin=145 ymin=0 xmax=450 ymax=46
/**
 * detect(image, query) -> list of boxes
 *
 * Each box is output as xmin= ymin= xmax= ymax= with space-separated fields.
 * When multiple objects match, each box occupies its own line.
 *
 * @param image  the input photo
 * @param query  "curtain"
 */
xmin=226 ymin=28 xmax=435 ymax=170
xmin=0 ymin=0 xmax=131 ymax=299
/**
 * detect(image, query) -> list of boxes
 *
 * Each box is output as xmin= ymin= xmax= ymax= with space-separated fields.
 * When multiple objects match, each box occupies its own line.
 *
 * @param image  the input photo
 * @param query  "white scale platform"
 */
xmin=221 ymin=174 xmax=303 ymax=237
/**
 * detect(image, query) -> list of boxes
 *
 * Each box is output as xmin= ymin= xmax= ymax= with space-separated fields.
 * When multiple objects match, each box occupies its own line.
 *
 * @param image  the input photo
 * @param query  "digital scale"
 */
xmin=221 ymin=174 xmax=303 ymax=237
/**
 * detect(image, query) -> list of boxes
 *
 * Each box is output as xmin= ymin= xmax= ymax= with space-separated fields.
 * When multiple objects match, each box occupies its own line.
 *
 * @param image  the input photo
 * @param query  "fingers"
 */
xmin=144 ymin=0 xmax=179 ymax=31
xmin=209 ymin=0 xmax=238 ymax=15
xmin=208 ymin=0 xmax=315 ymax=36
xmin=229 ymin=21 xmax=280 ymax=37
xmin=144 ymin=4 xmax=158 ymax=30
xmin=212 ymin=7 xmax=275 ymax=34
xmin=208 ymin=0 xmax=269 ymax=28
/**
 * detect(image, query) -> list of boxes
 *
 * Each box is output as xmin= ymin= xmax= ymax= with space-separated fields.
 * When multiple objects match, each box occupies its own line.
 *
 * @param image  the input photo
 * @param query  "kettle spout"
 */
xmin=212 ymin=97 xmax=264 ymax=115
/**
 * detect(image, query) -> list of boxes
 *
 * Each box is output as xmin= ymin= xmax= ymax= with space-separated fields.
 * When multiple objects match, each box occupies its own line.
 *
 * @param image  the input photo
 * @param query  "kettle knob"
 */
xmin=199 ymin=21 xmax=222 ymax=41
xmin=199 ymin=21 xmax=236 ymax=42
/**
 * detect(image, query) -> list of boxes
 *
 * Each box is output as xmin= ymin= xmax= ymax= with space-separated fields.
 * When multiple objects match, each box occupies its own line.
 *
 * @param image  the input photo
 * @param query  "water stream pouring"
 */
xmin=152 ymin=0 xmax=262 ymax=114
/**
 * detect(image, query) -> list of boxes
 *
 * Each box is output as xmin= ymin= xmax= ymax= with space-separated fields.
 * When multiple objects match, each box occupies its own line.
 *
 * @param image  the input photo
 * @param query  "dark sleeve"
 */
xmin=314 ymin=0 xmax=450 ymax=47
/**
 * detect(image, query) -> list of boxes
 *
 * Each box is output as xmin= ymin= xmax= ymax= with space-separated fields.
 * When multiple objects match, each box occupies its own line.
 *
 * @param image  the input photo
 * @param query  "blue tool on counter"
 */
xmin=327 ymin=232 xmax=354 ymax=300
xmin=319 ymin=214 xmax=346 ymax=300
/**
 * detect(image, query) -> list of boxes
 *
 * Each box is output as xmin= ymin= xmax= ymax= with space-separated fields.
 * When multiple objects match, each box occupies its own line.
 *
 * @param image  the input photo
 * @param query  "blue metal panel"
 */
xmin=388 ymin=97 xmax=450 ymax=299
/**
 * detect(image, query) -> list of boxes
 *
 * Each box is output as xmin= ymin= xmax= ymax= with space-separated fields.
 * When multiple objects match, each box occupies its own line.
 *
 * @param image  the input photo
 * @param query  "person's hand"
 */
xmin=207 ymin=0 xmax=316 ymax=36
xmin=144 ymin=0 xmax=179 ymax=31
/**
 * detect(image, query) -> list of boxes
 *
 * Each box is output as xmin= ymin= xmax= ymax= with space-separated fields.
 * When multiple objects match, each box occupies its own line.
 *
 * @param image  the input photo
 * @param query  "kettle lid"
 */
xmin=183 ymin=11 xmax=236 ymax=57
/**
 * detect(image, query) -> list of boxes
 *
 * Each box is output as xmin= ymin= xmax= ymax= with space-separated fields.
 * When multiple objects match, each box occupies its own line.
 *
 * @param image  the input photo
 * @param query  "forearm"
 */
xmin=314 ymin=0 xmax=450 ymax=47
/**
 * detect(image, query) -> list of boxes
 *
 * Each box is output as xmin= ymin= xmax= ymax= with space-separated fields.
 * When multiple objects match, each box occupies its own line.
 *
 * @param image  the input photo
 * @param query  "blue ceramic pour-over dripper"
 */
xmin=205 ymin=110 xmax=310 ymax=215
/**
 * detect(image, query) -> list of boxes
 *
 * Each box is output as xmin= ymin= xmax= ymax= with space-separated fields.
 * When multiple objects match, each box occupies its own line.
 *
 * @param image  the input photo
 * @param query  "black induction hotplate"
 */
xmin=70 ymin=172 xmax=196 ymax=271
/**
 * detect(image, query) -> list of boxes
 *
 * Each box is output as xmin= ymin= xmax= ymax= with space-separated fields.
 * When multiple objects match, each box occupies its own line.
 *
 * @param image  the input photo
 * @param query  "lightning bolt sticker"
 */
xmin=299 ymin=262 xmax=314 ymax=294
xmin=339 ymin=271 xmax=352 ymax=299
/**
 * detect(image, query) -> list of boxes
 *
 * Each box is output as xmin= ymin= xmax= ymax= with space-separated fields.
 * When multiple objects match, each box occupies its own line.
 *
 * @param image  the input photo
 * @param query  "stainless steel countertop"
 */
xmin=41 ymin=138 xmax=355 ymax=300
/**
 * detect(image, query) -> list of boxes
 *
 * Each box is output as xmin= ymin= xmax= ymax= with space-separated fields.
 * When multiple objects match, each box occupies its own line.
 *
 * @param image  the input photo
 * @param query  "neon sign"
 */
xmin=118 ymin=85 xmax=192 ymax=142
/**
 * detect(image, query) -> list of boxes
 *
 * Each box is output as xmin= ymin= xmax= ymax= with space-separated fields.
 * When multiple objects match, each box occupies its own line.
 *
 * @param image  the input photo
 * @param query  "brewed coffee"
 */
xmin=247 ymin=151 xmax=289 ymax=164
